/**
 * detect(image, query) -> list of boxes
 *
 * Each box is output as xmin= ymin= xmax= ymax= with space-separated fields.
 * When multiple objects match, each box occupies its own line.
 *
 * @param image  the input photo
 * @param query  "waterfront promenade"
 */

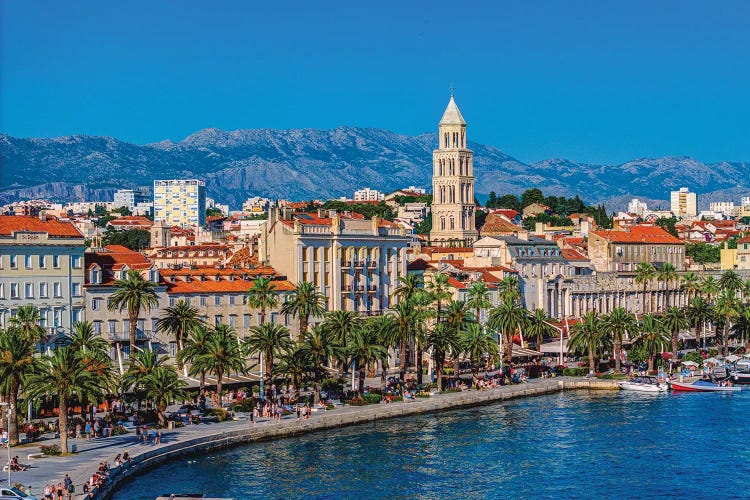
xmin=8 ymin=377 xmax=616 ymax=499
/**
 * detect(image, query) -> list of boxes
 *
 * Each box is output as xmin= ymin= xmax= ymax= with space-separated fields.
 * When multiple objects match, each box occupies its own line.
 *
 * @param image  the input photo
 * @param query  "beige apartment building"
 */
xmin=153 ymin=179 xmax=206 ymax=227
xmin=262 ymin=208 xmax=411 ymax=317
xmin=0 ymin=215 xmax=86 ymax=339
xmin=588 ymin=225 xmax=685 ymax=272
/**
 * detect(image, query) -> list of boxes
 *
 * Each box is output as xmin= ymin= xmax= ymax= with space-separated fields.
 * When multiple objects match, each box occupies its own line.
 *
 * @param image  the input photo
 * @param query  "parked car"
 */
xmin=0 ymin=486 xmax=38 ymax=500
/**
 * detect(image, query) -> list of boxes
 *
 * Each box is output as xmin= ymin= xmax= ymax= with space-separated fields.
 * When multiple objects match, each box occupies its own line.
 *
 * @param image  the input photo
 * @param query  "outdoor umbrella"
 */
xmin=681 ymin=361 xmax=699 ymax=367
xmin=726 ymin=355 xmax=740 ymax=363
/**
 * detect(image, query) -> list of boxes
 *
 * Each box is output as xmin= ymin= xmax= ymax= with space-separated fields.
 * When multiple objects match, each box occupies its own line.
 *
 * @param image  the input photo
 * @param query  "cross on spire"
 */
xmin=449 ymin=83 xmax=455 ymax=97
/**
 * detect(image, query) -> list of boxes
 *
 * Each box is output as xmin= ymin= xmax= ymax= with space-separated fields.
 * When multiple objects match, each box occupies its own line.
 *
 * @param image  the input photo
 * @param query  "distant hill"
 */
xmin=1 ymin=128 xmax=748 ymax=210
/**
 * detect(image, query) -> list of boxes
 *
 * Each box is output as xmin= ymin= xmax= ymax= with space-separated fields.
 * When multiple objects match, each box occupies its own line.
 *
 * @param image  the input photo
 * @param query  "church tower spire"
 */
xmin=430 ymin=93 xmax=478 ymax=247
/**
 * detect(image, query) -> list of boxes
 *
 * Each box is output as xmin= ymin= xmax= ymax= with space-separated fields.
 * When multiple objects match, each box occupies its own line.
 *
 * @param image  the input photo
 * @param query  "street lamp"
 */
xmin=0 ymin=402 xmax=10 ymax=487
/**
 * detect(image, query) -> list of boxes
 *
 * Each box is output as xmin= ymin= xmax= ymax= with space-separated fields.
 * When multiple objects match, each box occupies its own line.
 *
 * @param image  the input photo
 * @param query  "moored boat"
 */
xmin=730 ymin=359 xmax=750 ymax=384
xmin=618 ymin=375 xmax=668 ymax=393
xmin=669 ymin=379 xmax=741 ymax=392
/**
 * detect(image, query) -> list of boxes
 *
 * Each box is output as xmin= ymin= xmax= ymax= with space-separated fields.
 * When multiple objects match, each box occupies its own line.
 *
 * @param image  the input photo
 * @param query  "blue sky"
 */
xmin=2 ymin=0 xmax=749 ymax=164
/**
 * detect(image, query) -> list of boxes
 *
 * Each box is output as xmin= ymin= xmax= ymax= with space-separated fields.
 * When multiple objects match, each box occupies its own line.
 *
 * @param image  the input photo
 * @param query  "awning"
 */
xmin=540 ymin=339 xmax=569 ymax=354
xmin=512 ymin=345 xmax=544 ymax=358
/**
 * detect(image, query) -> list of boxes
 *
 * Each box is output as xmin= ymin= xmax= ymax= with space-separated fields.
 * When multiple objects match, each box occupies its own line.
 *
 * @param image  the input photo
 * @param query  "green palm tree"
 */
xmin=345 ymin=326 xmax=387 ymax=396
xmin=107 ymin=269 xmax=159 ymax=352
xmin=141 ymin=365 xmax=187 ymax=426
xmin=701 ymin=275 xmax=719 ymax=303
xmin=661 ymin=306 xmax=689 ymax=360
xmin=426 ymin=272 xmax=452 ymax=321
xmin=497 ymin=275 xmax=521 ymax=302
xmin=192 ymin=324 xmax=246 ymax=406
xmin=25 ymin=347 xmax=97 ymax=454
xmin=0 ymin=329 xmax=37 ymax=445
xmin=176 ymin=325 xmax=212 ymax=392
xmin=155 ymin=299 xmax=204 ymax=361
xmin=466 ymin=282 xmax=492 ymax=323
xmin=460 ymin=323 xmax=499 ymax=385
xmin=714 ymin=289 xmax=740 ymax=355
xmin=298 ymin=324 xmax=339 ymax=401
xmin=681 ymin=272 xmax=700 ymax=303
xmin=411 ymin=291 xmax=433 ymax=385
xmin=322 ymin=310 xmax=362 ymax=350
xmin=719 ymin=269 xmax=743 ymax=295
xmin=8 ymin=304 xmax=47 ymax=343
xmin=363 ymin=315 xmax=397 ymax=390
xmin=389 ymin=301 xmax=417 ymax=381
xmin=426 ymin=322 xmax=462 ymax=390
xmin=277 ymin=347 xmax=313 ymax=400
xmin=121 ymin=348 xmax=170 ymax=397
xmin=487 ymin=296 xmax=528 ymax=370
xmin=443 ymin=300 xmax=474 ymax=333
xmin=68 ymin=321 xmax=116 ymax=421
xmin=68 ymin=321 xmax=110 ymax=356
xmin=636 ymin=313 xmax=671 ymax=373
xmin=392 ymin=274 xmax=423 ymax=305
xmin=634 ymin=261 xmax=656 ymax=314
xmin=742 ymin=279 xmax=750 ymax=305
xmin=601 ymin=307 xmax=637 ymax=373
xmin=730 ymin=306 xmax=750 ymax=345
xmin=686 ymin=296 xmax=713 ymax=350
xmin=281 ymin=281 xmax=326 ymax=339
xmin=525 ymin=308 xmax=556 ymax=350
xmin=657 ymin=263 xmax=678 ymax=310
xmin=244 ymin=322 xmax=293 ymax=399
xmin=246 ymin=276 xmax=279 ymax=326
xmin=568 ymin=311 xmax=606 ymax=375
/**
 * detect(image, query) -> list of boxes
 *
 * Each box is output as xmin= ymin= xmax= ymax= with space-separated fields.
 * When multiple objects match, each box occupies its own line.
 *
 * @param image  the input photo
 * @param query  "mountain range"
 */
xmin=1 ymin=127 xmax=748 ymax=211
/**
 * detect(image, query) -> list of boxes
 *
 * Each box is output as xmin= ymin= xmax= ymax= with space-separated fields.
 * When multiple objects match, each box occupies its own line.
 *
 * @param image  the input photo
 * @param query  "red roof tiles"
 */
xmin=590 ymin=225 xmax=682 ymax=245
xmin=0 ymin=215 xmax=83 ymax=238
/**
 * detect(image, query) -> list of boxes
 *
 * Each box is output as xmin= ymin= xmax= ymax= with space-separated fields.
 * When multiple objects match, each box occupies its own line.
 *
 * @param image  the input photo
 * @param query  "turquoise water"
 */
xmin=113 ymin=390 xmax=750 ymax=499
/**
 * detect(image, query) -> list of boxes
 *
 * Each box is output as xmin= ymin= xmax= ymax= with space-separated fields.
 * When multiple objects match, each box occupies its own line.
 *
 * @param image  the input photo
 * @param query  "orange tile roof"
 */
xmin=561 ymin=248 xmax=588 ymax=261
xmin=160 ymin=266 xmax=276 ymax=277
xmin=590 ymin=225 xmax=682 ymax=245
xmin=447 ymin=277 xmax=467 ymax=289
xmin=481 ymin=213 xmax=522 ymax=234
xmin=165 ymin=276 xmax=295 ymax=294
xmin=0 ymin=215 xmax=83 ymax=238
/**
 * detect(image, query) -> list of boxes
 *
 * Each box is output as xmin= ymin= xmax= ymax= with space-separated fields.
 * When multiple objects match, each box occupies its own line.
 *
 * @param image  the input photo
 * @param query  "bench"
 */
xmin=27 ymin=453 xmax=44 ymax=460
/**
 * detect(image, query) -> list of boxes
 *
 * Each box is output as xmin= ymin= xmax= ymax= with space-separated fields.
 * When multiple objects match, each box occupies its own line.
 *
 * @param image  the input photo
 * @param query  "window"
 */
xmin=39 ymin=254 xmax=46 ymax=268
xmin=39 ymin=282 xmax=48 ymax=298
xmin=53 ymin=282 xmax=62 ymax=297
xmin=229 ymin=295 xmax=236 ymax=306
xmin=53 ymin=255 xmax=60 ymax=268
xmin=200 ymin=296 xmax=206 ymax=307
xmin=152 ymin=319 xmax=159 ymax=332
xmin=108 ymin=320 xmax=117 ymax=333
xmin=25 ymin=254 xmax=33 ymax=269
xmin=93 ymin=321 xmax=102 ymax=334
xmin=72 ymin=255 xmax=82 ymax=268
xmin=169 ymin=297 xmax=176 ymax=307
xmin=25 ymin=283 xmax=34 ymax=298
xmin=0 ymin=283 xmax=4 ymax=299
xmin=53 ymin=309 xmax=61 ymax=327
xmin=214 ymin=315 xmax=222 ymax=326
xmin=10 ymin=283 xmax=19 ymax=299
xmin=214 ymin=296 xmax=221 ymax=306
xmin=91 ymin=298 xmax=101 ymax=310
xmin=72 ymin=283 xmax=82 ymax=296
xmin=244 ymin=314 xmax=251 ymax=328
xmin=72 ymin=308 xmax=82 ymax=323
xmin=123 ymin=319 xmax=130 ymax=334
xmin=229 ymin=315 xmax=236 ymax=327
xmin=10 ymin=255 xmax=17 ymax=269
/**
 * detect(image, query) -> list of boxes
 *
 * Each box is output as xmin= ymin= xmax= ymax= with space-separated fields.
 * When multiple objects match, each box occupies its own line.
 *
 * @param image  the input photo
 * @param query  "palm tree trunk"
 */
xmin=671 ymin=329 xmax=679 ymax=361
xmin=398 ymin=340 xmax=407 ymax=381
xmin=260 ymin=308 xmax=266 ymax=326
xmin=157 ymin=405 xmax=166 ymax=426
xmin=724 ymin=321 xmax=730 ymax=356
xmin=129 ymin=310 xmax=138 ymax=353
xmin=696 ymin=322 xmax=703 ymax=350
xmin=380 ymin=359 xmax=387 ymax=391
xmin=358 ymin=365 xmax=366 ymax=396
xmin=200 ymin=372 xmax=206 ymax=394
xmin=588 ymin=349 xmax=596 ymax=375
xmin=647 ymin=355 xmax=655 ymax=374
xmin=8 ymin=380 xmax=19 ymax=445
xmin=642 ymin=283 xmax=647 ymax=315
xmin=216 ymin=371 xmax=223 ymax=406
xmin=436 ymin=363 xmax=443 ymax=392
xmin=265 ymin=354 xmax=273 ymax=400
xmin=416 ymin=341 xmax=423 ymax=385
xmin=614 ymin=339 xmax=622 ymax=373
xmin=59 ymin=398 xmax=69 ymax=455
xmin=299 ymin=315 xmax=309 ymax=340
xmin=503 ymin=331 xmax=514 ymax=370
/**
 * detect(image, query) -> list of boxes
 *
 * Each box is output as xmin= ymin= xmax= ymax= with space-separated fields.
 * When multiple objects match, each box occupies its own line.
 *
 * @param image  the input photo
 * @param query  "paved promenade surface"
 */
xmin=3 ymin=377 xmax=616 ymax=499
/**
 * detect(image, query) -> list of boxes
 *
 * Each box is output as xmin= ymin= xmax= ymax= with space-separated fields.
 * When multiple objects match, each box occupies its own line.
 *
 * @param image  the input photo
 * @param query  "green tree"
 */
xmin=714 ymin=289 xmax=740 ymax=355
xmin=680 ymin=272 xmax=701 ymax=302
xmin=634 ymin=262 xmax=656 ymax=314
xmin=8 ymin=304 xmax=47 ymax=343
xmin=389 ymin=301 xmax=418 ymax=382
xmin=655 ymin=217 xmax=678 ymax=238
xmin=601 ymin=307 xmax=637 ymax=373
xmin=0 ymin=329 xmax=36 ymax=444
xmin=277 ymin=347 xmax=312 ymax=400
xmin=191 ymin=325 xmax=246 ymax=406
xmin=635 ymin=314 xmax=670 ymax=373
xmin=321 ymin=310 xmax=362 ymax=375
xmin=661 ymin=306 xmax=689 ymax=360
xmin=246 ymin=276 xmax=279 ymax=326
xmin=122 ymin=348 xmax=170 ymax=398
xmin=657 ymin=263 xmax=678 ymax=309
xmin=686 ymin=296 xmax=713 ymax=350
xmin=700 ymin=276 xmax=719 ymax=303
xmin=487 ymin=296 xmax=528 ymax=370
xmin=107 ymin=269 xmax=159 ymax=352
xmin=68 ymin=321 xmax=116 ymax=421
xmin=466 ymin=282 xmax=492 ymax=323
xmin=297 ymin=325 xmax=338 ymax=401
xmin=460 ymin=323 xmax=499 ymax=385
xmin=25 ymin=347 xmax=96 ymax=454
xmin=177 ymin=325 xmax=212 ymax=392
xmin=244 ymin=322 xmax=293 ymax=400
xmin=730 ymin=306 xmax=750 ymax=345
xmin=685 ymin=242 xmax=720 ymax=264
xmin=155 ymin=299 xmax=204 ymax=362
xmin=345 ymin=326 xmax=387 ymax=396
xmin=568 ymin=311 xmax=606 ymax=375
xmin=393 ymin=274 xmax=424 ymax=305
xmin=719 ymin=269 xmax=743 ymax=295
xmin=525 ymin=309 xmax=556 ymax=349
xmin=520 ymin=188 xmax=545 ymax=208
xmin=426 ymin=273 xmax=452 ymax=321
xmin=497 ymin=275 xmax=521 ymax=302
xmin=101 ymin=228 xmax=151 ymax=250
xmin=497 ymin=194 xmax=521 ymax=211
xmin=281 ymin=281 xmax=326 ymax=339
xmin=426 ymin=322 xmax=461 ymax=391
xmin=141 ymin=365 xmax=187 ymax=425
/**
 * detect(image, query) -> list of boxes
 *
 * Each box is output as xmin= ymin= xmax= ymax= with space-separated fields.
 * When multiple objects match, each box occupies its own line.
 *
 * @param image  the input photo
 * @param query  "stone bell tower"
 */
xmin=430 ymin=92 xmax=478 ymax=247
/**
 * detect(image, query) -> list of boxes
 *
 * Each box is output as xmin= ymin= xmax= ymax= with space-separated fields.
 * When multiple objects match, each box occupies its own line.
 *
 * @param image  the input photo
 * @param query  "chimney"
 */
xmin=281 ymin=207 xmax=292 ymax=220
xmin=39 ymin=210 xmax=47 ymax=222
xmin=317 ymin=208 xmax=325 ymax=218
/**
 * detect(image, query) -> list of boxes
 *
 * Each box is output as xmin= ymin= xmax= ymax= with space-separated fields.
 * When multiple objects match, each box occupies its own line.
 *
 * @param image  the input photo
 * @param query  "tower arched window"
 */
xmin=441 ymin=217 xmax=446 ymax=230
xmin=450 ymin=217 xmax=455 ymax=230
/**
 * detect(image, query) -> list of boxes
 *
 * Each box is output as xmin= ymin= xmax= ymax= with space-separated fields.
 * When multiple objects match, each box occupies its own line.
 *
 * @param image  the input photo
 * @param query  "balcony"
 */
xmin=367 ymin=285 xmax=377 ymax=293
xmin=354 ymin=261 xmax=364 ymax=268
xmin=106 ymin=330 xmax=152 ymax=343
xmin=341 ymin=261 xmax=352 ymax=269
xmin=367 ymin=262 xmax=377 ymax=269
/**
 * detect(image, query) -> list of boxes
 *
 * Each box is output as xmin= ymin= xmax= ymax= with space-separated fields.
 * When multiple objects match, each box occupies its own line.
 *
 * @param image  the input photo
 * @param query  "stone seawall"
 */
xmin=97 ymin=378 xmax=617 ymax=499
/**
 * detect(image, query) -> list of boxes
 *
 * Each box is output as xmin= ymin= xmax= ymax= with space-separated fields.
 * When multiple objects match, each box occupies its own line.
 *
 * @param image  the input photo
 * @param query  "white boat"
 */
xmin=618 ymin=375 xmax=668 ymax=393
xmin=730 ymin=359 xmax=750 ymax=384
